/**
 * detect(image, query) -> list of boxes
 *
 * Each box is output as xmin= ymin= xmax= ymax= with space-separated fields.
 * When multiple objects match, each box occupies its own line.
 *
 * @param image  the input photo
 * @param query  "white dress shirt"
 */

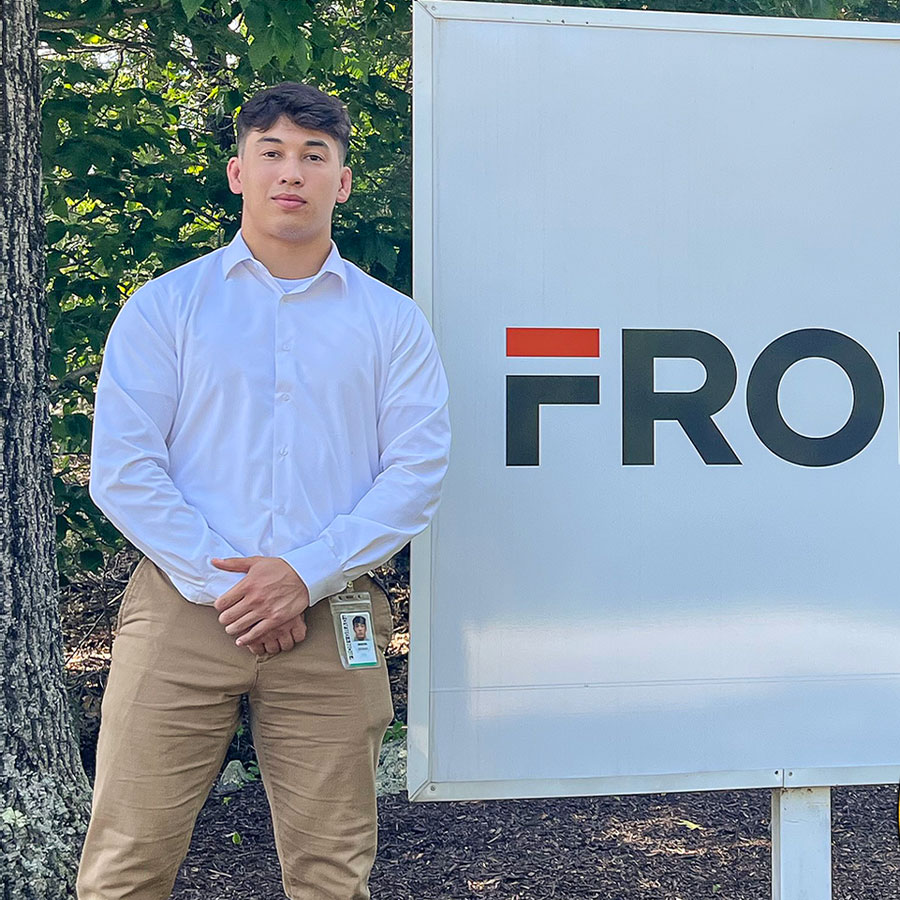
xmin=89 ymin=227 xmax=451 ymax=606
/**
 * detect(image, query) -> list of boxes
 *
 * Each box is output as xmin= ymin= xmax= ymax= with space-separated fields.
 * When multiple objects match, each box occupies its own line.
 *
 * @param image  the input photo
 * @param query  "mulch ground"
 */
xmin=171 ymin=783 xmax=900 ymax=899
xmin=63 ymin=548 xmax=900 ymax=899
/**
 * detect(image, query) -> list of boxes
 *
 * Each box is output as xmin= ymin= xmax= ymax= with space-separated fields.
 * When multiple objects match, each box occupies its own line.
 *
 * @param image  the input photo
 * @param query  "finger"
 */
xmin=213 ymin=579 xmax=249 ymax=612
xmin=223 ymin=609 xmax=266 ymax=636
xmin=234 ymin=619 xmax=278 ymax=646
xmin=211 ymin=556 xmax=256 ymax=570
xmin=240 ymin=632 xmax=263 ymax=653
xmin=292 ymin=611 xmax=308 ymax=641
xmin=218 ymin=596 xmax=273 ymax=628
xmin=262 ymin=636 xmax=282 ymax=655
xmin=277 ymin=632 xmax=294 ymax=653
xmin=217 ymin=597 xmax=258 ymax=626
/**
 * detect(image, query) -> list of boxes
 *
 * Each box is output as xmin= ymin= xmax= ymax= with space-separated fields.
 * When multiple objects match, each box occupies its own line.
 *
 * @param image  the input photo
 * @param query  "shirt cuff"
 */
xmin=279 ymin=540 xmax=347 ymax=606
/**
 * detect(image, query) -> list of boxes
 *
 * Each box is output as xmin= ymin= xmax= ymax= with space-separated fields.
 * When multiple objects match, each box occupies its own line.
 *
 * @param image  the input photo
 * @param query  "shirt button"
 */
xmin=279 ymin=447 xmax=289 ymax=457
xmin=280 ymin=392 xmax=290 ymax=401
xmin=281 ymin=342 xmax=292 ymax=351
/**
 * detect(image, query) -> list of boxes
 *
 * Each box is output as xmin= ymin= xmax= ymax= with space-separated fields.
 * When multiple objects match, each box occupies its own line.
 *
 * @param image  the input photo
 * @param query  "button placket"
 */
xmin=273 ymin=304 xmax=294 ymax=538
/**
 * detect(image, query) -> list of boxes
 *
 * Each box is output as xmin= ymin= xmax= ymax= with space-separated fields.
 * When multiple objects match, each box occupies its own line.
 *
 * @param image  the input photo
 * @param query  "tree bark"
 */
xmin=0 ymin=0 xmax=92 ymax=894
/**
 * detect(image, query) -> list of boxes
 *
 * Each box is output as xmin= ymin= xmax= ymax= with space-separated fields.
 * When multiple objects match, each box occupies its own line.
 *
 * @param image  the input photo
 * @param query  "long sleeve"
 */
xmin=89 ymin=286 xmax=247 ymax=604
xmin=279 ymin=301 xmax=451 ymax=605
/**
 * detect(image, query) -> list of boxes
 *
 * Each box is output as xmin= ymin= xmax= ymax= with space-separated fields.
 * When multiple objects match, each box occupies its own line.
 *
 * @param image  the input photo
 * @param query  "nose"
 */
xmin=279 ymin=160 xmax=304 ymax=185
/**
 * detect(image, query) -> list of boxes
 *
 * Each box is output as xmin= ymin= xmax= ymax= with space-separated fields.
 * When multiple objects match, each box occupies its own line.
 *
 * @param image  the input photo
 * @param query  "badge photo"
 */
xmin=328 ymin=592 xmax=381 ymax=669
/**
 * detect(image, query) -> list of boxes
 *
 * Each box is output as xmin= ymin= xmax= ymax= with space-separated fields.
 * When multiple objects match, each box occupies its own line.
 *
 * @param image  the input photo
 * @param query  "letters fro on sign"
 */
xmin=505 ymin=327 xmax=887 ymax=468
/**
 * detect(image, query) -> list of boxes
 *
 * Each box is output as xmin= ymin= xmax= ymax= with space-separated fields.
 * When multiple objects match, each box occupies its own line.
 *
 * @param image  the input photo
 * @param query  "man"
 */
xmin=76 ymin=81 xmax=451 ymax=900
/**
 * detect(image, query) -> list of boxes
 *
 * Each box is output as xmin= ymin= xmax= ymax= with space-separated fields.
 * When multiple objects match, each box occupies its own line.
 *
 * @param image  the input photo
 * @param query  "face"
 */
xmin=226 ymin=115 xmax=352 ymax=244
xmin=353 ymin=621 xmax=367 ymax=640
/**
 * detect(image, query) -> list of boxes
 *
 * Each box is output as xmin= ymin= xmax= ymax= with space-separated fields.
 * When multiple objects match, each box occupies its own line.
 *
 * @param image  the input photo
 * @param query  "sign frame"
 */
xmin=409 ymin=0 xmax=900 ymax=803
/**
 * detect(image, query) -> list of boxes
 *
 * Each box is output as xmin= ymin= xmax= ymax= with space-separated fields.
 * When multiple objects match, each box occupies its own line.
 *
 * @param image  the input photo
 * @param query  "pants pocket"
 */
xmin=374 ymin=582 xmax=393 ymax=656
xmin=115 ymin=556 xmax=148 ymax=632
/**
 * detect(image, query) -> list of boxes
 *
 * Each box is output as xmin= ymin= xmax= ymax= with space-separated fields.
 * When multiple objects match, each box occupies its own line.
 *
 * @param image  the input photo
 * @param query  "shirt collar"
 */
xmin=221 ymin=227 xmax=348 ymax=290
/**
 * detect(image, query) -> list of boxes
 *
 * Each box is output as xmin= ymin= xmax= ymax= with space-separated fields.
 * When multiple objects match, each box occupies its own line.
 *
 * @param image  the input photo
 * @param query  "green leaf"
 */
xmin=65 ymin=413 xmax=93 ymax=438
xmin=79 ymin=549 xmax=104 ymax=571
xmin=308 ymin=22 xmax=330 ymax=50
xmin=272 ymin=28 xmax=295 ymax=68
xmin=46 ymin=220 xmax=68 ymax=245
xmin=242 ymin=3 xmax=268 ymax=35
xmin=248 ymin=30 xmax=275 ymax=70
xmin=268 ymin=1 xmax=297 ymax=34
xmin=39 ymin=30 xmax=79 ymax=52
xmin=293 ymin=35 xmax=312 ymax=75
xmin=180 ymin=0 xmax=205 ymax=22
xmin=50 ymin=351 xmax=67 ymax=380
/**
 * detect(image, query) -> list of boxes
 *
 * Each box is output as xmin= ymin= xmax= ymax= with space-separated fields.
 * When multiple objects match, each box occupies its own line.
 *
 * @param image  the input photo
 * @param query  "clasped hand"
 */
xmin=212 ymin=556 xmax=310 ymax=656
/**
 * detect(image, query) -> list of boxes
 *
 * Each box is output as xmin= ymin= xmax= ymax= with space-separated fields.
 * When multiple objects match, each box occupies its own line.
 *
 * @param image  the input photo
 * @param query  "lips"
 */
xmin=273 ymin=195 xmax=306 ymax=209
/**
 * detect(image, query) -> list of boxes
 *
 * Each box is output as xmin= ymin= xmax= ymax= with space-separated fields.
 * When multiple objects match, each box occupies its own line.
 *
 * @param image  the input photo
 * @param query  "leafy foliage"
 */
xmin=41 ymin=0 xmax=411 ymax=580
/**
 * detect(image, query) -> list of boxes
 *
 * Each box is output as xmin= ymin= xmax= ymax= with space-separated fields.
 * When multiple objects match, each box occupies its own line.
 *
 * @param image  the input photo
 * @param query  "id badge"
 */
xmin=328 ymin=592 xmax=381 ymax=669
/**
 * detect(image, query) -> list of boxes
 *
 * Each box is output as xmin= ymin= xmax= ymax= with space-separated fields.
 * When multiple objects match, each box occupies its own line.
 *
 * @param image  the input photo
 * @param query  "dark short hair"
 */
xmin=352 ymin=615 xmax=366 ymax=628
xmin=235 ymin=82 xmax=351 ymax=164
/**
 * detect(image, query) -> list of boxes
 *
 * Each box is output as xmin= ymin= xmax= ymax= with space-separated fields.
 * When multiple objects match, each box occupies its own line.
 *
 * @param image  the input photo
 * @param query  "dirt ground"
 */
xmin=63 ymin=548 xmax=900 ymax=899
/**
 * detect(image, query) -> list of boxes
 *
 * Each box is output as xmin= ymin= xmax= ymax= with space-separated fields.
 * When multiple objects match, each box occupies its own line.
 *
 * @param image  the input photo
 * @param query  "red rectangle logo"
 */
xmin=506 ymin=327 xmax=600 ymax=357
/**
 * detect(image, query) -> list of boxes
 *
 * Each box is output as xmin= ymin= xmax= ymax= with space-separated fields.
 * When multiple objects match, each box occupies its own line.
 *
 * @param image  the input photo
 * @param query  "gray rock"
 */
xmin=376 ymin=737 xmax=408 ymax=797
xmin=215 ymin=759 xmax=255 ymax=795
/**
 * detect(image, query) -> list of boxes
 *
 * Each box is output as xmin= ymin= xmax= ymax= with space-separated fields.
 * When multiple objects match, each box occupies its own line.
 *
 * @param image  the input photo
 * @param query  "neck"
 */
xmin=239 ymin=222 xmax=333 ymax=279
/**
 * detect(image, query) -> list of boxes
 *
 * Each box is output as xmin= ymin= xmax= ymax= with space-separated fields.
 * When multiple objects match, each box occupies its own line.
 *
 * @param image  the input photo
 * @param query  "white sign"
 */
xmin=410 ymin=0 xmax=900 ymax=803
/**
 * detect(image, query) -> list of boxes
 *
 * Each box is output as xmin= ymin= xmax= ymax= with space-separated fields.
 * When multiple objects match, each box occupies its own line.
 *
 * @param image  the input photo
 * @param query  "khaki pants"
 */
xmin=76 ymin=556 xmax=395 ymax=900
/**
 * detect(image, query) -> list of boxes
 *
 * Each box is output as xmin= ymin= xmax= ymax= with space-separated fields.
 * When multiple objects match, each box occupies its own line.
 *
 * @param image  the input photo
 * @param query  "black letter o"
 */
xmin=746 ymin=329 xmax=883 ymax=467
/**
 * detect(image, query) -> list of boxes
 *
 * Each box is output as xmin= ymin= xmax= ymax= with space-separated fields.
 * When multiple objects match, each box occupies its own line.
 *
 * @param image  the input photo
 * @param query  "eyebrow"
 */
xmin=255 ymin=137 xmax=330 ymax=151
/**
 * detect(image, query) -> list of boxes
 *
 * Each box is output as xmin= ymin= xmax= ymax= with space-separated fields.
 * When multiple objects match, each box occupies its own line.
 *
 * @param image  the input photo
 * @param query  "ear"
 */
xmin=226 ymin=156 xmax=243 ymax=195
xmin=336 ymin=166 xmax=352 ymax=204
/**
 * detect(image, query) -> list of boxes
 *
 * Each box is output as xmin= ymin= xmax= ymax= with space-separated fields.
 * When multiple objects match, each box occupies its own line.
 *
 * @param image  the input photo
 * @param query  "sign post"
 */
xmin=772 ymin=788 xmax=832 ymax=899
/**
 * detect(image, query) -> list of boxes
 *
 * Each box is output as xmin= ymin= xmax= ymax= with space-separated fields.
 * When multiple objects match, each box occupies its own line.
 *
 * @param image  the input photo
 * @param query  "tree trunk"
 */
xmin=0 ymin=0 xmax=92 ymax=894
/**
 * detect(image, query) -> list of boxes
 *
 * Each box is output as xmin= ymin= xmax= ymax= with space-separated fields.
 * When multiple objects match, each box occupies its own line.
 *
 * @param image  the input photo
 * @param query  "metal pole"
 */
xmin=771 ymin=786 xmax=832 ymax=900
